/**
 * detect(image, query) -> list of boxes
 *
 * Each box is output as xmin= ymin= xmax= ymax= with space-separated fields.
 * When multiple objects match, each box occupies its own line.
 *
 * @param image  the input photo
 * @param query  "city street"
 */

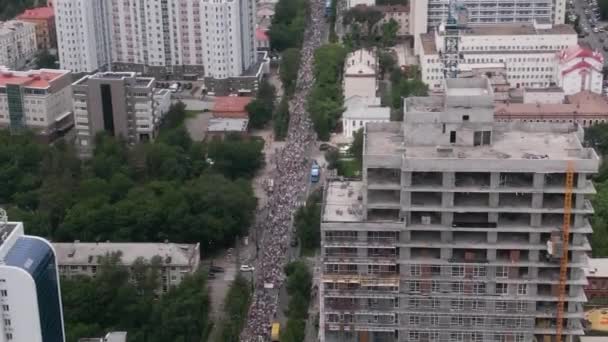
xmin=572 ymin=0 xmax=608 ymax=62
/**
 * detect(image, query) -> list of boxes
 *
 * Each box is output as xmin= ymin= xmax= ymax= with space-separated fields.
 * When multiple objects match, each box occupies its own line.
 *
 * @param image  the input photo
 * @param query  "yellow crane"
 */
xmin=556 ymin=161 xmax=574 ymax=342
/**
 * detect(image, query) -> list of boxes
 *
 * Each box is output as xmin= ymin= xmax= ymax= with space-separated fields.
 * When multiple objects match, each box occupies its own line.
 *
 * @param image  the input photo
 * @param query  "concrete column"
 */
xmin=440 ymin=248 xmax=452 ymax=260
xmin=490 ymin=172 xmax=500 ymax=188
xmin=531 ymin=213 xmax=541 ymax=227
xmin=529 ymin=233 xmax=540 ymax=244
xmin=577 ymin=173 xmax=587 ymax=188
xmin=572 ymin=233 xmax=584 ymax=246
xmin=358 ymin=247 xmax=366 ymax=257
xmin=441 ymin=212 xmax=453 ymax=226
xmin=529 ymin=250 xmax=539 ymax=262
xmin=401 ymin=191 xmax=411 ymax=207
xmin=441 ymin=231 xmax=452 ymax=243
xmin=402 ymin=171 xmax=412 ymax=186
xmin=575 ymin=194 xmax=585 ymax=209
xmin=574 ymin=214 xmax=584 ymax=228
xmin=487 ymin=249 xmax=496 ymax=261
xmin=488 ymin=231 xmax=497 ymax=244
xmin=532 ymin=193 xmax=543 ymax=208
xmin=358 ymin=231 xmax=366 ymax=242
xmin=489 ymin=193 xmax=499 ymax=207
xmin=533 ymin=173 xmax=544 ymax=189
xmin=401 ymin=230 xmax=411 ymax=242
xmin=488 ymin=212 xmax=498 ymax=224
xmin=443 ymin=172 xmax=455 ymax=187
xmin=400 ymin=247 xmax=410 ymax=259
xmin=442 ymin=192 xmax=453 ymax=207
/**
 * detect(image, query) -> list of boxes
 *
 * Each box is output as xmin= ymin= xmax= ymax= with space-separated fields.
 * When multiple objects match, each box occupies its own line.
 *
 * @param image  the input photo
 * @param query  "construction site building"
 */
xmin=319 ymin=78 xmax=599 ymax=342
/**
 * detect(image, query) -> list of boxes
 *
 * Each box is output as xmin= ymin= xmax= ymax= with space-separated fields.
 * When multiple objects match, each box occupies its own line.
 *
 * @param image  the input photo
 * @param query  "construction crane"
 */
xmin=441 ymin=0 xmax=468 ymax=79
xmin=556 ymin=161 xmax=574 ymax=342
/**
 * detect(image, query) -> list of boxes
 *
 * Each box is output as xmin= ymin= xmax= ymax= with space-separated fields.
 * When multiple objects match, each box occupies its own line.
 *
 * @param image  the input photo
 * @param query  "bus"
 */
xmin=271 ymin=322 xmax=280 ymax=342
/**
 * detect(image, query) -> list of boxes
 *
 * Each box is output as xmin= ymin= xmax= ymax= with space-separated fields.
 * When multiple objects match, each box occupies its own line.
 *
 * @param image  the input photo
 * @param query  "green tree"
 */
xmin=246 ymin=79 xmax=276 ymax=128
xmin=350 ymin=128 xmax=364 ymax=168
xmin=268 ymin=0 xmax=308 ymax=51
xmin=381 ymin=19 xmax=399 ymax=47
xmin=208 ymin=135 xmax=265 ymax=179
xmin=585 ymin=123 xmax=608 ymax=155
xmin=273 ymin=97 xmax=290 ymax=140
xmin=294 ymin=190 xmax=322 ymax=255
xmin=35 ymin=49 xmax=58 ymax=69
xmin=378 ymin=50 xmax=397 ymax=78
xmin=219 ymin=275 xmax=252 ymax=342
xmin=280 ymin=48 xmax=301 ymax=96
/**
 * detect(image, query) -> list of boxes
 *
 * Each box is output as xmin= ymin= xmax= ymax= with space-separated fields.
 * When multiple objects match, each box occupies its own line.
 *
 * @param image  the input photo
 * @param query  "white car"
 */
xmin=240 ymin=265 xmax=255 ymax=272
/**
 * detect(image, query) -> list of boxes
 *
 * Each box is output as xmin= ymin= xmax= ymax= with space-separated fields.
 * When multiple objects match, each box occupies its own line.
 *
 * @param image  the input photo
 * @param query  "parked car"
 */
xmin=210 ymin=265 xmax=225 ymax=273
xmin=240 ymin=265 xmax=255 ymax=272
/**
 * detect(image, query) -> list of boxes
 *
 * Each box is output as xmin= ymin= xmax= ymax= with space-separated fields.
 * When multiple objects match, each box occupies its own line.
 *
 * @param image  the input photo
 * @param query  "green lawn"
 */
xmin=337 ymin=158 xmax=361 ymax=178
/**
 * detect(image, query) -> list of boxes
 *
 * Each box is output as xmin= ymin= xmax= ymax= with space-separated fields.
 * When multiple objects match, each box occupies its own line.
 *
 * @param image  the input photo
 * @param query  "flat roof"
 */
xmin=343 ymin=96 xmax=390 ymax=120
xmin=0 ymin=222 xmax=19 ymax=250
xmin=585 ymin=257 xmax=608 ymax=278
xmin=496 ymin=91 xmax=608 ymax=117
xmin=365 ymin=122 xmax=404 ymax=155
xmin=53 ymin=242 xmax=199 ymax=267
xmin=212 ymin=96 xmax=253 ymax=117
xmin=0 ymin=68 xmax=69 ymax=88
xmin=323 ymin=181 xmax=364 ymax=222
xmin=17 ymin=6 xmax=54 ymax=20
xmin=460 ymin=24 xmax=575 ymax=36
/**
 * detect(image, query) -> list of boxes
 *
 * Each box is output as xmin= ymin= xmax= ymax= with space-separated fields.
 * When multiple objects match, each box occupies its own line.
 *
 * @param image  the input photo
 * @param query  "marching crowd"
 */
xmin=240 ymin=0 xmax=326 ymax=340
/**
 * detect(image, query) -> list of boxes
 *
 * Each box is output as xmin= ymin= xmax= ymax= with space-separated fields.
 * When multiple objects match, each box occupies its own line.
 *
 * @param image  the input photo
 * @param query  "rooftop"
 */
xmin=0 ymin=67 xmax=68 ymax=88
xmin=323 ymin=181 xmax=364 ymax=222
xmin=495 ymin=91 xmax=608 ymax=117
xmin=458 ymin=23 xmax=575 ymax=36
xmin=53 ymin=242 xmax=200 ymax=266
xmin=17 ymin=6 xmax=55 ymax=20
xmin=0 ymin=20 xmax=35 ymax=35
xmin=343 ymin=96 xmax=390 ymax=120
xmin=373 ymin=4 xmax=409 ymax=13
xmin=584 ymin=257 xmax=608 ymax=278
xmin=364 ymin=122 xmax=404 ymax=156
xmin=74 ymin=72 xmax=154 ymax=87
xmin=212 ymin=96 xmax=253 ymax=118
xmin=0 ymin=222 xmax=19 ymax=250
xmin=255 ymin=28 xmax=269 ymax=41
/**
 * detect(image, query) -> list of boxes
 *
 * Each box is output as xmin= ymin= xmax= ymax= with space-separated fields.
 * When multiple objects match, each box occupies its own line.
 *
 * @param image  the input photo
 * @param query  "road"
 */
xmin=572 ymin=0 xmax=608 ymax=62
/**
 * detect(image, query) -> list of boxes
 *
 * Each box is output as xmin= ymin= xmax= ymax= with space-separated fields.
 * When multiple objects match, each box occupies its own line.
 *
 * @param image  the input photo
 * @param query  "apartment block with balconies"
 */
xmin=319 ymin=78 xmax=599 ymax=342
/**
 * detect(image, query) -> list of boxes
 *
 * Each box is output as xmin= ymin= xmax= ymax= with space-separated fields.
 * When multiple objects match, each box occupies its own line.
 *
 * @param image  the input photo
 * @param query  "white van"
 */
xmin=169 ymin=83 xmax=179 ymax=93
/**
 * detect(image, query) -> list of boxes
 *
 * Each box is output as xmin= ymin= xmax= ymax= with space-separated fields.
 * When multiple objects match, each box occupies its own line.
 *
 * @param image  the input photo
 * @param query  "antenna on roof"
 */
xmin=0 ymin=208 xmax=7 ymax=230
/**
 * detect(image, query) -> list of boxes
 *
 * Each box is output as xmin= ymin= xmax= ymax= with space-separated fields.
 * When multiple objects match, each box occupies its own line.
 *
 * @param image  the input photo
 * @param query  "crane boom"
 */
xmin=556 ymin=161 xmax=574 ymax=342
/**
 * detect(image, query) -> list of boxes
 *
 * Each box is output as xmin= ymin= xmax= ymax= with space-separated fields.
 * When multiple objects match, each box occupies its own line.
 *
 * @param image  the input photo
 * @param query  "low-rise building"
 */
xmin=207 ymin=96 xmax=253 ymax=138
xmin=72 ymin=72 xmax=162 ymax=157
xmin=555 ymin=45 xmax=604 ymax=96
xmin=54 ymin=241 xmax=200 ymax=293
xmin=0 ymin=20 xmax=37 ymax=69
xmin=375 ymin=5 xmax=409 ymax=37
xmin=342 ymin=96 xmax=390 ymax=138
xmin=584 ymin=258 xmax=608 ymax=302
xmin=418 ymin=21 xmax=579 ymax=91
xmin=346 ymin=0 xmax=375 ymax=9
xmin=79 ymin=331 xmax=127 ymax=342
xmin=495 ymin=91 xmax=608 ymax=127
xmin=344 ymin=48 xmax=377 ymax=99
xmin=256 ymin=28 xmax=270 ymax=51
xmin=0 ymin=67 xmax=73 ymax=141
xmin=17 ymin=6 xmax=56 ymax=50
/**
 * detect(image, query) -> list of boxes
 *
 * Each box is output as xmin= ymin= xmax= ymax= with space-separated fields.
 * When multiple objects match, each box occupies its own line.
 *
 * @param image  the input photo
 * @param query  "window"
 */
xmin=450 ymin=131 xmax=456 ymax=143
xmin=430 ymin=314 xmax=439 ymax=325
xmin=517 ymin=284 xmax=527 ymax=295
xmin=0 ymin=290 xmax=7 ymax=297
xmin=472 ymin=300 xmax=485 ymax=311
xmin=452 ymin=282 xmax=464 ymax=293
xmin=430 ymin=332 xmax=440 ymax=342
xmin=517 ymin=302 xmax=527 ymax=312
xmin=409 ymin=298 xmax=420 ymax=308
xmin=1 ymin=305 xmax=8 ymax=312
xmin=473 ymin=266 xmax=486 ymax=278
xmin=495 ymin=301 xmax=507 ymax=312
xmin=431 ymin=281 xmax=440 ymax=293
xmin=450 ymin=332 xmax=464 ymax=342
xmin=409 ymin=315 xmax=420 ymax=325
xmin=452 ymin=266 xmax=464 ymax=278
xmin=482 ymin=131 xmax=491 ymax=145
xmin=410 ymin=265 xmax=421 ymax=276
xmin=5 ymin=333 xmax=12 ymax=340
xmin=515 ymin=334 xmax=525 ymax=342
xmin=473 ymin=283 xmax=486 ymax=294
xmin=496 ymin=283 xmax=508 ymax=295
xmin=451 ymin=298 xmax=464 ymax=311
xmin=410 ymin=281 xmax=420 ymax=293
xmin=495 ymin=266 xmax=507 ymax=279
xmin=462 ymin=115 xmax=469 ymax=121
xmin=3 ymin=319 xmax=9 ymax=326
xmin=451 ymin=316 xmax=464 ymax=326
xmin=408 ymin=331 xmax=420 ymax=341
xmin=431 ymin=298 xmax=440 ymax=309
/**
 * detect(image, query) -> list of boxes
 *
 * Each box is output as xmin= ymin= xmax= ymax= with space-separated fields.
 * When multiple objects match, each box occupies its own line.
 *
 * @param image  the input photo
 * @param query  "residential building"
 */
xmin=555 ymin=45 xmax=604 ymax=96
xmin=418 ymin=22 xmax=579 ymax=91
xmin=375 ymin=5 xmax=409 ymax=37
xmin=0 ymin=67 xmax=73 ymax=141
xmin=495 ymin=91 xmax=608 ymax=127
xmin=72 ymin=72 xmax=161 ymax=157
xmin=54 ymin=0 xmax=112 ymax=73
xmin=0 ymin=220 xmax=66 ymax=342
xmin=17 ymin=6 xmax=57 ymax=50
xmin=319 ymin=78 xmax=598 ymax=342
xmin=342 ymin=96 xmax=390 ymax=139
xmin=425 ymin=0 xmax=567 ymax=27
xmin=584 ymin=258 xmax=608 ymax=301
xmin=256 ymin=28 xmax=270 ymax=51
xmin=346 ymin=0 xmax=375 ymax=9
xmin=0 ymin=20 xmax=37 ymax=69
xmin=256 ymin=2 xmax=275 ymax=30
xmin=344 ymin=48 xmax=377 ymax=99
xmin=208 ymin=96 xmax=252 ymax=137
xmin=79 ymin=331 xmax=127 ymax=342
xmin=54 ymin=241 xmax=200 ymax=293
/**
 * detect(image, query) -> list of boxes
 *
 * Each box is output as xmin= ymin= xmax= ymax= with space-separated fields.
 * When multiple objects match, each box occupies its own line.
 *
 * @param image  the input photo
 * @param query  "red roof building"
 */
xmin=17 ymin=6 xmax=56 ymax=50
xmin=555 ymin=45 xmax=604 ymax=95
xmin=212 ymin=96 xmax=253 ymax=119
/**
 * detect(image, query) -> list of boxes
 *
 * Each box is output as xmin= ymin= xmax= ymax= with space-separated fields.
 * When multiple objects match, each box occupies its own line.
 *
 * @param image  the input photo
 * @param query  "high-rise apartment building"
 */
xmin=72 ymin=72 xmax=161 ymax=157
xmin=0 ymin=67 xmax=74 ymax=141
xmin=319 ymin=78 xmax=599 ymax=342
xmin=55 ymin=0 xmax=256 ymax=80
xmin=424 ymin=0 xmax=567 ymax=27
xmin=54 ymin=0 xmax=112 ymax=73
xmin=0 ymin=219 xmax=66 ymax=342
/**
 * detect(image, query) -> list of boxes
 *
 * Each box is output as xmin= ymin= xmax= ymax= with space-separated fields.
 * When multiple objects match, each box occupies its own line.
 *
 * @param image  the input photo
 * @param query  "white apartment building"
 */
xmin=344 ymin=48 xmax=377 ymax=99
xmin=55 ymin=0 xmax=256 ymax=80
xmin=54 ymin=0 xmax=112 ymax=73
xmin=0 ymin=67 xmax=73 ymax=141
xmin=425 ymin=0 xmax=567 ymax=27
xmin=0 ymin=220 xmax=66 ymax=342
xmin=342 ymin=96 xmax=390 ymax=139
xmin=556 ymin=46 xmax=604 ymax=96
xmin=0 ymin=21 xmax=37 ymax=70
xmin=418 ymin=22 xmax=578 ymax=91
xmin=54 ymin=242 xmax=200 ymax=293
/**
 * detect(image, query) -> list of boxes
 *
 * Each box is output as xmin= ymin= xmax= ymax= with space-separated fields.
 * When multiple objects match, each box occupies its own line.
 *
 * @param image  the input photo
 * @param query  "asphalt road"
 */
xmin=572 ymin=0 xmax=608 ymax=63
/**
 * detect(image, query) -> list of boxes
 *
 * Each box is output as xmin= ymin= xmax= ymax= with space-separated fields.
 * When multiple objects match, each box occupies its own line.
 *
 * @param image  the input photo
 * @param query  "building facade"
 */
xmin=319 ymin=78 xmax=598 ymax=342
xmin=0 ymin=220 xmax=66 ymax=342
xmin=72 ymin=72 xmax=161 ymax=157
xmin=344 ymin=49 xmax=377 ymax=99
xmin=555 ymin=46 xmax=604 ymax=96
xmin=54 ymin=0 xmax=112 ymax=73
xmin=55 ymin=0 xmax=257 ymax=78
xmin=375 ymin=5 xmax=409 ymax=37
xmin=0 ymin=21 xmax=37 ymax=70
xmin=418 ymin=22 xmax=579 ymax=91
xmin=342 ymin=96 xmax=389 ymax=139
xmin=17 ymin=6 xmax=57 ymax=50
xmin=0 ymin=67 xmax=73 ymax=141
xmin=54 ymin=242 xmax=200 ymax=294
xmin=584 ymin=258 xmax=608 ymax=302
xmin=425 ymin=0 xmax=567 ymax=27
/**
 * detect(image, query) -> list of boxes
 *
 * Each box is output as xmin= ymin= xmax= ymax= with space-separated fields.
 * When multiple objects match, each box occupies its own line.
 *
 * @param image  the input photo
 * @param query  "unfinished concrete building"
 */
xmin=319 ymin=78 xmax=599 ymax=342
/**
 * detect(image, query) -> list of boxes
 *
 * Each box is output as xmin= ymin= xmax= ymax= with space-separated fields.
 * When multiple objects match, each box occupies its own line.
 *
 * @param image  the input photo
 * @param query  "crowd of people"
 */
xmin=240 ymin=0 xmax=326 ymax=340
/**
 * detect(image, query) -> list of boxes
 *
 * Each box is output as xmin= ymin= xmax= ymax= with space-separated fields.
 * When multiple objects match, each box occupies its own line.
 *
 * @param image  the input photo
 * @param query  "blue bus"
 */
xmin=325 ymin=0 xmax=332 ymax=17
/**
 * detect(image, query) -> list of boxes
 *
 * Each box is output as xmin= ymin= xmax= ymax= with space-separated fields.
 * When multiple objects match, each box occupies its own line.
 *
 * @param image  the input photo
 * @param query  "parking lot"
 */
xmin=571 ymin=0 xmax=608 ymax=56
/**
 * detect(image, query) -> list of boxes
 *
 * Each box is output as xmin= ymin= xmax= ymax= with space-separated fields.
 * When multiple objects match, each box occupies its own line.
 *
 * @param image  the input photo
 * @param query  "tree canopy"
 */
xmin=281 ymin=261 xmax=313 ymax=342
xmin=307 ymin=44 xmax=348 ymax=141
xmin=268 ymin=0 xmax=308 ymax=51
xmin=246 ymin=78 xmax=276 ymax=129
xmin=2 ymin=104 xmax=262 ymax=252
